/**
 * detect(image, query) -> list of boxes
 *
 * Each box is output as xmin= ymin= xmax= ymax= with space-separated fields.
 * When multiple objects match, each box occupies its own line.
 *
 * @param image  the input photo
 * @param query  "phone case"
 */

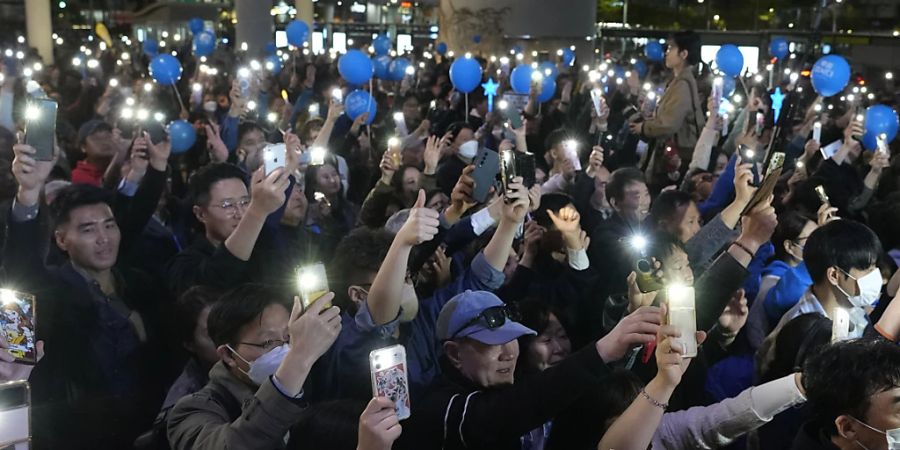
xmin=0 ymin=290 xmax=37 ymax=364
xmin=666 ymin=285 xmax=698 ymax=358
xmin=0 ymin=380 xmax=31 ymax=446
xmin=635 ymin=258 xmax=664 ymax=293
xmin=263 ymin=143 xmax=287 ymax=176
xmin=25 ymin=99 xmax=58 ymax=161
xmin=831 ymin=307 xmax=850 ymax=342
xmin=812 ymin=122 xmax=822 ymax=144
xmin=741 ymin=166 xmax=782 ymax=216
xmin=471 ymin=148 xmax=500 ymax=203
xmin=370 ymin=345 xmax=411 ymax=420
xmin=296 ymin=263 xmax=330 ymax=310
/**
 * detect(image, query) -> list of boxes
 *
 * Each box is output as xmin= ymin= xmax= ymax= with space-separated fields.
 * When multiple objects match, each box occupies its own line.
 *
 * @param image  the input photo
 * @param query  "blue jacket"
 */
xmin=763 ymin=261 xmax=812 ymax=324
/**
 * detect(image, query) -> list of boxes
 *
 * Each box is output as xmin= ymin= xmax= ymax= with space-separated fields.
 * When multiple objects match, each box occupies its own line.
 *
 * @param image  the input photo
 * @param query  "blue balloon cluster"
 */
xmin=188 ymin=18 xmax=204 ymax=34
xmin=286 ymin=20 xmax=310 ymax=47
xmin=769 ymin=37 xmax=789 ymax=59
xmin=373 ymin=55 xmax=391 ymax=79
xmin=436 ymin=42 xmax=448 ymax=55
xmin=539 ymin=61 xmax=559 ymax=80
xmin=169 ymin=120 xmax=196 ymax=154
xmin=192 ymin=31 xmax=216 ymax=57
xmin=143 ymin=38 xmax=159 ymax=57
xmin=811 ymin=55 xmax=851 ymax=98
xmin=716 ymin=45 xmax=744 ymax=77
xmin=633 ymin=60 xmax=648 ymax=78
xmin=449 ymin=57 xmax=482 ymax=94
xmin=723 ymin=76 xmax=736 ymax=97
xmin=373 ymin=34 xmax=391 ymax=56
xmin=149 ymin=54 xmax=182 ymax=85
xmin=345 ymin=90 xmax=377 ymax=125
xmin=338 ymin=50 xmax=374 ymax=85
xmin=862 ymin=104 xmax=899 ymax=150
xmin=645 ymin=41 xmax=664 ymax=62
xmin=537 ymin=77 xmax=556 ymax=103
xmin=510 ymin=65 xmax=533 ymax=94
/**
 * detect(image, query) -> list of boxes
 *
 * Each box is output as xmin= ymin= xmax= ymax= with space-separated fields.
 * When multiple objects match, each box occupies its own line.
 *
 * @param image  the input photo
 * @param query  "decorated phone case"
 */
xmin=369 ymin=344 xmax=411 ymax=420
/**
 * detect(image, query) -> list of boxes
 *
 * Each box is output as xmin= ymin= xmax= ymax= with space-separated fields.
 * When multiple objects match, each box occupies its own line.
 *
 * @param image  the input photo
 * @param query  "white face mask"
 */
xmin=203 ymin=101 xmax=218 ymax=113
xmin=227 ymin=343 xmax=290 ymax=385
xmin=837 ymin=268 xmax=883 ymax=309
xmin=852 ymin=416 xmax=900 ymax=450
xmin=458 ymin=140 xmax=478 ymax=159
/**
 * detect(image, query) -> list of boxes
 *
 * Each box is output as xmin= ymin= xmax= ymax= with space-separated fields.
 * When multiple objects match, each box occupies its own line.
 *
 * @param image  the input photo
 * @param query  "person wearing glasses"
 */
xmin=167 ymin=284 xmax=342 ymax=450
xmin=166 ymin=162 xmax=293 ymax=297
xmin=393 ymin=289 xmax=663 ymax=450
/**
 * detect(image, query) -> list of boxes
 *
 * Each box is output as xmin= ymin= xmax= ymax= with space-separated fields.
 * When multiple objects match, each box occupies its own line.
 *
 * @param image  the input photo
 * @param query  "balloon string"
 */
xmin=172 ymin=84 xmax=187 ymax=115
xmin=367 ymin=78 xmax=373 ymax=136
xmin=465 ymin=93 xmax=469 ymax=124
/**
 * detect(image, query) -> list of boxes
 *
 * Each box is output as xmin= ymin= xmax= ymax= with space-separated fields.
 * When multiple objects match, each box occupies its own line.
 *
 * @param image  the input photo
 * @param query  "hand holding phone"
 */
xmin=370 ymin=345 xmax=411 ymax=420
xmin=263 ymin=143 xmax=287 ymax=176
xmin=470 ymin=147 xmax=500 ymax=203
xmin=297 ymin=263 xmax=331 ymax=311
xmin=666 ymin=285 xmax=698 ymax=358
xmin=0 ymin=289 xmax=37 ymax=364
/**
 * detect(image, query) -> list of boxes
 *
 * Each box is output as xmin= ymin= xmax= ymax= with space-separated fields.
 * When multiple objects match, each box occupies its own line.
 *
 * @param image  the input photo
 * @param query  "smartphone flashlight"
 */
xmin=267 ymin=112 xmax=278 ymax=123
xmin=393 ymin=112 xmax=404 ymax=123
xmin=24 ymin=105 xmax=40 ymax=121
xmin=563 ymin=139 xmax=578 ymax=152
xmin=109 ymin=78 xmax=119 ymax=88
xmin=153 ymin=112 xmax=165 ymax=122
xmin=121 ymin=107 xmax=134 ymax=120
xmin=388 ymin=137 xmax=400 ymax=148
xmin=247 ymin=100 xmax=257 ymax=111
xmin=249 ymin=60 xmax=261 ymax=71
xmin=630 ymin=234 xmax=648 ymax=252
xmin=136 ymin=108 xmax=149 ymax=121
xmin=814 ymin=103 xmax=823 ymax=113
xmin=813 ymin=121 xmax=822 ymax=144
xmin=331 ymin=88 xmax=343 ymax=103
xmin=192 ymin=82 xmax=202 ymax=92
xmin=143 ymin=82 xmax=153 ymax=93
xmin=877 ymin=133 xmax=889 ymax=154
xmin=531 ymin=71 xmax=544 ymax=83
xmin=237 ymin=67 xmax=250 ymax=79
xmin=310 ymin=146 xmax=327 ymax=165
xmin=405 ymin=65 xmax=415 ymax=76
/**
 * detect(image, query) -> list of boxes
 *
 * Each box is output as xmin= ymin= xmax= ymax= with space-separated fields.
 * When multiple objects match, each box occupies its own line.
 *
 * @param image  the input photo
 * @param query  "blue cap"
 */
xmin=436 ymin=290 xmax=536 ymax=345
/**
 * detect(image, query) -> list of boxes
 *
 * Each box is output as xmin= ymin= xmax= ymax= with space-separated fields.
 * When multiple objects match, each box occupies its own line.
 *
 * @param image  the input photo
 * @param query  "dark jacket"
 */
xmin=3 ymin=168 xmax=168 ymax=449
xmin=395 ymin=344 xmax=610 ymax=450
xmin=789 ymin=421 xmax=841 ymax=450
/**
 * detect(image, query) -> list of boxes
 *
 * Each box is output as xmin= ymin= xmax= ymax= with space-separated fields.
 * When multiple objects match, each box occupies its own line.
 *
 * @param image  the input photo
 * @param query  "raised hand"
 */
xmin=655 ymin=307 xmax=707 ymax=389
xmin=449 ymin=165 xmax=477 ymax=214
xmin=358 ymin=397 xmax=403 ymax=450
xmin=547 ymin=206 xmax=583 ymax=249
xmin=379 ymin=147 xmax=399 ymax=185
xmin=739 ymin=196 xmax=778 ymax=250
xmin=520 ymin=221 xmax=545 ymax=266
xmin=144 ymin=131 xmax=171 ymax=171
xmin=12 ymin=140 xmax=56 ymax=206
xmin=0 ymin=333 xmax=43 ymax=382
xmin=129 ymin=135 xmax=150 ymax=178
xmin=717 ymin=289 xmax=749 ymax=336
xmin=397 ymin=190 xmax=440 ymax=246
xmin=596 ymin=306 xmax=662 ymax=363
xmin=284 ymin=131 xmax=302 ymax=174
xmin=627 ymin=270 xmax=660 ymax=313
xmin=527 ymin=184 xmax=542 ymax=213
xmin=423 ymin=135 xmax=441 ymax=176
xmin=326 ymin=99 xmax=345 ymax=123
xmin=205 ymin=122 xmax=229 ymax=163
xmin=816 ymin=202 xmax=839 ymax=226
xmin=249 ymin=167 xmax=290 ymax=216
xmin=587 ymin=146 xmax=604 ymax=178
xmin=733 ymin=156 xmax=756 ymax=208
xmin=502 ymin=177 xmax=530 ymax=224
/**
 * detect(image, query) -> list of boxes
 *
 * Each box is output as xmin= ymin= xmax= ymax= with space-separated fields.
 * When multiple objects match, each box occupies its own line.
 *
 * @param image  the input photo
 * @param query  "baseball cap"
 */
xmin=77 ymin=119 xmax=113 ymax=146
xmin=436 ymin=290 xmax=536 ymax=345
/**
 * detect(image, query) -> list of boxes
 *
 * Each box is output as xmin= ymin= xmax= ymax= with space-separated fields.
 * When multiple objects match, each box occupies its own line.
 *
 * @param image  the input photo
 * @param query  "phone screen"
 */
xmin=24 ymin=99 xmax=58 ymax=161
xmin=666 ymin=285 xmax=697 ymax=358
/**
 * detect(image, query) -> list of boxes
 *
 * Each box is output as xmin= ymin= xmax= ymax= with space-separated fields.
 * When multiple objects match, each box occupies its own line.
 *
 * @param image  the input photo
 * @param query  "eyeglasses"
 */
xmin=449 ymin=305 xmax=520 ymax=340
xmin=239 ymin=338 xmax=289 ymax=351
xmin=210 ymin=198 xmax=251 ymax=215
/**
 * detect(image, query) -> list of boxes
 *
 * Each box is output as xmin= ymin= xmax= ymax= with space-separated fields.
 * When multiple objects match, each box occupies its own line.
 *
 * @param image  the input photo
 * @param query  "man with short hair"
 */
xmin=4 ymin=135 xmax=169 ymax=447
xmin=167 ymin=284 xmax=341 ymax=450
xmin=71 ymin=119 xmax=118 ymax=186
xmin=792 ymin=338 xmax=900 ymax=450
xmin=395 ymin=290 xmax=663 ymax=450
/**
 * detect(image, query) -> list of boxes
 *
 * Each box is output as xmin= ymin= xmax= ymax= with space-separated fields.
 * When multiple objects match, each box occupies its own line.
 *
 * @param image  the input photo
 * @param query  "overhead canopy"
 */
xmin=131 ymin=1 xmax=227 ymax=25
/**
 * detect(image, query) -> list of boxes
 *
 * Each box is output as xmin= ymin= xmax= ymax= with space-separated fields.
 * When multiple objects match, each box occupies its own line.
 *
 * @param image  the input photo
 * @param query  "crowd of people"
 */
xmin=1 ymin=25 xmax=900 ymax=450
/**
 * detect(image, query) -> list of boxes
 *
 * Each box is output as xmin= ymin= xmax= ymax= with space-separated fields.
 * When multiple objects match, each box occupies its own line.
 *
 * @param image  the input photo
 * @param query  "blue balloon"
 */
xmin=613 ymin=66 xmax=626 ymax=80
xmin=865 ymin=104 xmax=899 ymax=143
xmin=723 ymin=76 xmax=736 ymax=97
xmin=716 ymin=44 xmax=744 ymax=77
xmin=633 ymin=60 xmax=648 ymax=78
xmin=168 ymin=120 xmax=196 ymax=154
xmin=562 ymin=48 xmax=576 ymax=66
xmin=143 ymin=38 xmax=159 ymax=57
xmin=192 ymin=31 xmax=216 ymax=57
xmin=436 ymin=42 xmax=448 ymax=55
xmin=538 ymin=61 xmax=558 ymax=80
xmin=449 ymin=57 xmax=482 ymax=94
xmin=537 ymin=77 xmax=556 ymax=103
xmin=149 ymin=54 xmax=182 ymax=85
xmin=389 ymin=57 xmax=410 ymax=81
xmin=266 ymin=54 xmax=282 ymax=75
xmin=345 ymin=90 xmax=377 ymax=125
xmin=373 ymin=34 xmax=391 ymax=56
xmin=373 ymin=55 xmax=391 ymax=79
xmin=188 ymin=18 xmax=204 ymax=34
xmin=473 ymin=35 xmax=482 ymax=44
xmin=510 ymin=65 xmax=533 ymax=94
xmin=645 ymin=41 xmax=664 ymax=62
xmin=769 ymin=37 xmax=789 ymax=59
xmin=811 ymin=55 xmax=851 ymax=97
xmin=862 ymin=131 xmax=879 ymax=152
xmin=286 ymin=20 xmax=310 ymax=47
xmin=338 ymin=49 xmax=374 ymax=85
xmin=264 ymin=42 xmax=277 ymax=56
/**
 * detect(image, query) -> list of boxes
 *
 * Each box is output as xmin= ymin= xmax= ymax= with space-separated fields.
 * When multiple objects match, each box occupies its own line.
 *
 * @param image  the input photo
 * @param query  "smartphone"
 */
xmin=0 ymin=380 xmax=30 ymax=447
xmin=754 ymin=111 xmax=765 ymax=137
xmin=309 ymin=146 xmax=327 ymax=166
xmin=812 ymin=121 xmax=822 ymax=144
xmin=831 ymin=307 xmax=850 ymax=342
xmin=470 ymin=147 xmax=500 ymax=203
xmin=738 ymin=144 xmax=758 ymax=165
xmin=263 ymin=143 xmax=286 ymax=176
xmin=0 ymin=289 xmax=37 ymax=364
xmin=237 ymin=68 xmax=251 ymax=97
xmin=143 ymin=121 xmax=167 ymax=146
xmin=563 ymin=140 xmax=582 ymax=171
xmin=24 ymin=99 xmax=57 ymax=161
xmin=712 ymin=77 xmax=723 ymax=104
xmin=331 ymin=87 xmax=343 ymax=104
xmin=721 ymin=112 xmax=730 ymax=137
xmin=852 ymin=106 xmax=865 ymax=141
xmin=876 ymin=133 xmax=889 ymax=155
xmin=590 ymin=88 xmax=605 ymax=118
xmin=635 ymin=258 xmax=664 ymax=294
xmin=369 ymin=344 xmax=411 ymax=420
xmin=308 ymin=103 xmax=320 ymax=118
xmin=815 ymin=185 xmax=830 ymax=206
xmin=820 ymin=140 xmax=842 ymax=160
xmin=296 ymin=263 xmax=330 ymax=311
xmin=500 ymin=149 xmax=536 ymax=195
xmin=666 ymin=285 xmax=698 ymax=358
xmin=767 ymin=152 xmax=785 ymax=177
xmin=499 ymin=101 xmax=522 ymax=129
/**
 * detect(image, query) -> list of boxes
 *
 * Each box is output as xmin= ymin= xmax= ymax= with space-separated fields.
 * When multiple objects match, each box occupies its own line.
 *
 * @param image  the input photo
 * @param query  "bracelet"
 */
xmin=731 ymin=240 xmax=755 ymax=258
xmin=640 ymin=388 xmax=668 ymax=410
